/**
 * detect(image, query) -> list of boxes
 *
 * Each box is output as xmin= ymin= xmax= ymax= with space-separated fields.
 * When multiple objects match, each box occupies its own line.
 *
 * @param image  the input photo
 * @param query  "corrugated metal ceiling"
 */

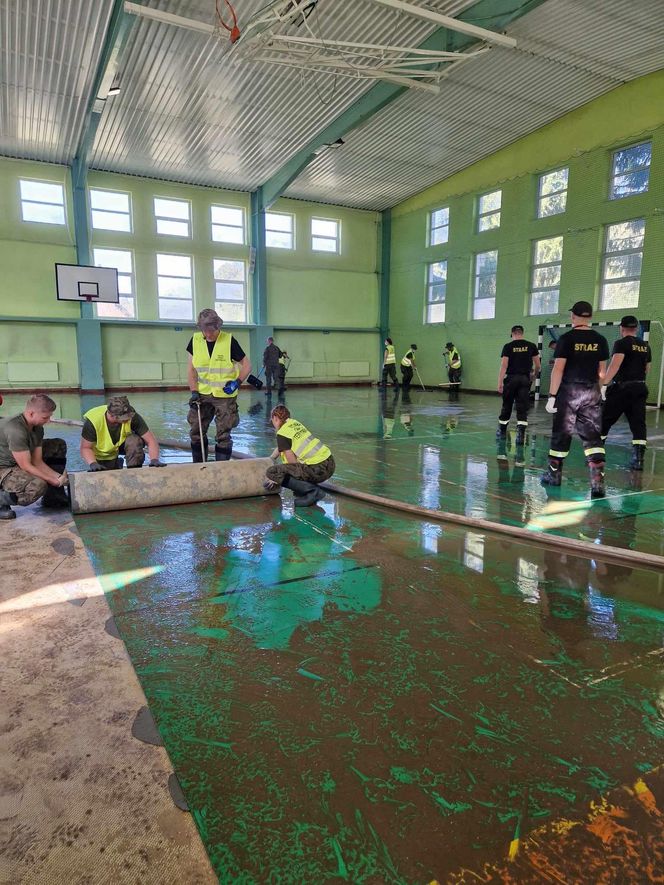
xmin=1 ymin=0 xmax=663 ymax=208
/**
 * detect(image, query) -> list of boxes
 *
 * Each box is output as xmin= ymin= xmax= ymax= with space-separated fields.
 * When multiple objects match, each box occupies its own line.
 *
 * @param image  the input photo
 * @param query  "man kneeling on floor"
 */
xmin=80 ymin=395 xmax=165 ymax=471
xmin=0 ymin=394 xmax=69 ymax=520
xmin=265 ymin=405 xmax=335 ymax=507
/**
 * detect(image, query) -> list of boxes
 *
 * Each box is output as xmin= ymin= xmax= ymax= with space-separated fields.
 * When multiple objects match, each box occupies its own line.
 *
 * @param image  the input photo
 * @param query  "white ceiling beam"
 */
xmin=372 ymin=0 xmax=518 ymax=49
xmin=124 ymin=2 xmax=216 ymax=35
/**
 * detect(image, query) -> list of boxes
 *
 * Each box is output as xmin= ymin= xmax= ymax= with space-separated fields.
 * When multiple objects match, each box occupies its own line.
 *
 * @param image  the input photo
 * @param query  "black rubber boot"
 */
xmin=589 ymin=461 xmax=606 ymax=499
xmin=515 ymin=425 xmax=526 ymax=446
xmin=0 ymin=489 xmax=16 ymax=520
xmin=496 ymin=423 xmax=508 ymax=439
xmin=215 ymin=445 xmax=232 ymax=462
xmin=541 ymin=457 xmax=563 ymax=487
xmin=41 ymin=486 xmax=70 ymax=509
xmin=282 ymin=475 xmax=326 ymax=507
xmin=630 ymin=444 xmax=645 ymax=471
xmin=191 ymin=442 xmax=208 ymax=463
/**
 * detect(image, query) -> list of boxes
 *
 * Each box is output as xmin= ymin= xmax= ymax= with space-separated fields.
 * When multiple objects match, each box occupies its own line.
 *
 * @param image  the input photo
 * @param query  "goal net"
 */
xmin=535 ymin=319 xmax=662 ymax=409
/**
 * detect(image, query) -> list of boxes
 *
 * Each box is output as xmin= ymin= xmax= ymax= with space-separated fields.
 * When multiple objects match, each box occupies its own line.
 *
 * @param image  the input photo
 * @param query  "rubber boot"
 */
xmin=0 ymin=489 xmax=16 ymax=520
xmin=630 ymin=444 xmax=645 ymax=471
xmin=541 ymin=457 xmax=562 ymax=487
xmin=282 ymin=475 xmax=326 ymax=507
xmin=589 ymin=461 xmax=606 ymax=499
xmin=215 ymin=445 xmax=232 ymax=462
xmin=515 ymin=424 xmax=526 ymax=446
xmin=496 ymin=423 xmax=508 ymax=440
xmin=191 ymin=441 xmax=208 ymax=463
xmin=41 ymin=458 xmax=70 ymax=508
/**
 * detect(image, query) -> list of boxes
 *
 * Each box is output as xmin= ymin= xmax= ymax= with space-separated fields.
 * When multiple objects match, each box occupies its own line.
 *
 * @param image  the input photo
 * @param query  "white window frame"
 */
xmin=213 ymin=258 xmax=248 ymax=324
xmin=529 ymin=235 xmax=564 ymax=316
xmin=154 ymin=197 xmax=191 ymax=238
xmin=311 ymin=217 xmax=340 ymax=253
xmin=19 ymin=178 xmax=66 ymax=225
xmin=536 ymin=167 xmax=568 ymax=218
xmin=89 ymin=188 xmax=132 ymax=232
xmin=609 ymin=141 xmax=652 ymax=201
xmin=157 ymin=253 xmax=194 ymax=320
xmin=473 ymin=250 xmax=498 ymax=320
xmin=93 ymin=247 xmax=136 ymax=319
xmin=426 ymin=260 xmax=446 ymax=324
xmin=211 ymin=205 xmax=245 ymax=245
xmin=477 ymin=189 xmax=501 ymax=232
xmin=265 ymin=211 xmax=294 ymax=249
xmin=428 ymin=207 xmax=449 ymax=246
xmin=600 ymin=218 xmax=645 ymax=310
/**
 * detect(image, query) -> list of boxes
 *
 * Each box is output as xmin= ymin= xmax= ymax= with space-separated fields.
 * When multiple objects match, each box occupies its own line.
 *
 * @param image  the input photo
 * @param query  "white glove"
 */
xmin=545 ymin=396 xmax=558 ymax=414
xmin=600 ymin=385 xmax=607 ymax=401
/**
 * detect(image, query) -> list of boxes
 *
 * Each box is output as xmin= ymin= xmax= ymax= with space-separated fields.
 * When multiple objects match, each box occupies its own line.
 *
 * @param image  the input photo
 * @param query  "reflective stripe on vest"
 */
xmin=84 ymin=404 xmax=131 ymax=462
xmin=278 ymin=419 xmax=331 ymax=466
xmin=192 ymin=331 xmax=239 ymax=398
xmin=401 ymin=350 xmax=413 ymax=367
xmin=385 ymin=345 xmax=396 ymax=364
xmin=449 ymin=348 xmax=461 ymax=369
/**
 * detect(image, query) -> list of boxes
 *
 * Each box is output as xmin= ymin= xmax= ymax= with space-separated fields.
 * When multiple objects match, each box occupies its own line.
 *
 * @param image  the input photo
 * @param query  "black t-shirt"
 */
xmin=277 ymin=434 xmax=292 ymax=453
xmin=81 ymin=413 xmax=149 ymax=444
xmin=186 ymin=336 xmax=246 ymax=361
xmin=612 ymin=335 xmax=651 ymax=383
xmin=501 ymin=339 xmax=538 ymax=375
xmin=553 ymin=328 xmax=609 ymax=384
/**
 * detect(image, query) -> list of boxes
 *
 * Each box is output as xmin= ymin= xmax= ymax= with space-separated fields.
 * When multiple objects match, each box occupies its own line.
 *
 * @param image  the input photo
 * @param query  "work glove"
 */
xmin=263 ymin=478 xmax=279 ymax=491
xmin=545 ymin=395 xmax=558 ymax=414
xmin=223 ymin=379 xmax=240 ymax=395
xmin=600 ymin=385 xmax=607 ymax=402
xmin=149 ymin=459 xmax=167 ymax=467
xmin=88 ymin=461 xmax=104 ymax=472
xmin=188 ymin=391 xmax=201 ymax=407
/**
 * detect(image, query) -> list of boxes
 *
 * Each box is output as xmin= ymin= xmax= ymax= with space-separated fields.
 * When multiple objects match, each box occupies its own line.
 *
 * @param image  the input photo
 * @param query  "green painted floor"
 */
xmin=4 ymin=387 xmax=664 ymax=880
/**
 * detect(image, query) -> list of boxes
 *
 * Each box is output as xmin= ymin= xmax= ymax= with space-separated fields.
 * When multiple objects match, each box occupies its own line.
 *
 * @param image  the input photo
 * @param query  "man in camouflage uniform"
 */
xmin=0 ymin=393 xmax=69 ymax=520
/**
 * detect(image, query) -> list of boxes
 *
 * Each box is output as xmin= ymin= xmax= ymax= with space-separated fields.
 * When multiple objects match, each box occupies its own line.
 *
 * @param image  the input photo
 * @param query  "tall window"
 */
xmin=473 ymin=251 xmax=497 ymax=319
xmin=213 ymin=259 xmax=247 ymax=323
xmin=265 ymin=212 xmax=294 ymax=249
xmin=530 ymin=236 xmax=563 ymax=315
xmin=610 ymin=142 xmax=651 ymax=200
xmin=428 ymin=207 xmax=449 ymax=246
xmin=537 ymin=167 xmax=568 ymax=218
xmin=93 ymin=248 xmax=135 ymax=319
xmin=90 ymin=188 xmax=131 ymax=232
xmin=600 ymin=219 xmax=645 ymax=309
xmin=426 ymin=261 xmax=446 ymax=324
xmin=157 ymin=253 xmax=193 ymax=320
xmin=311 ymin=217 xmax=340 ymax=253
xmin=477 ymin=190 xmax=501 ymax=232
xmin=211 ymin=205 xmax=245 ymax=244
xmin=154 ymin=197 xmax=191 ymax=237
xmin=19 ymin=179 xmax=66 ymax=225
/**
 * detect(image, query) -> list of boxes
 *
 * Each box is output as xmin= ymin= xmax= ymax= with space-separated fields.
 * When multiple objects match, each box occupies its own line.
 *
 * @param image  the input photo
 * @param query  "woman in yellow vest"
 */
xmin=264 ymin=405 xmax=335 ymax=507
xmin=381 ymin=337 xmax=398 ymax=388
xmin=80 ymin=396 xmax=164 ymax=470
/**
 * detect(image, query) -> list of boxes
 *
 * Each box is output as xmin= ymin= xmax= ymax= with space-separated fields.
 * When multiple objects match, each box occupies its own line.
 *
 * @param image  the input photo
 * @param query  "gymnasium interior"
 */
xmin=2 ymin=1 xmax=664 ymax=882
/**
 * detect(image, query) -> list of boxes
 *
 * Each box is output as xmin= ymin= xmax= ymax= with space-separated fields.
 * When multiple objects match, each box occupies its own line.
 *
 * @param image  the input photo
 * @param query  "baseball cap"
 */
xmin=197 ymin=308 xmax=223 ymax=330
xmin=107 ymin=395 xmax=135 ymax=421
xmin=569 ymin=301 xmax=593 ymax=317
xmin=445 ymin=342 xmax=454 ymax=349
xmin=620 ymin=314 xmax=639 ymax=328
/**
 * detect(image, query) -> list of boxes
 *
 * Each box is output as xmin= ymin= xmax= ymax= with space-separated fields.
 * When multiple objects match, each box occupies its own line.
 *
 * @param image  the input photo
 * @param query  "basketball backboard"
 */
xmin=55 ymin=263 xmax=119 ymax=303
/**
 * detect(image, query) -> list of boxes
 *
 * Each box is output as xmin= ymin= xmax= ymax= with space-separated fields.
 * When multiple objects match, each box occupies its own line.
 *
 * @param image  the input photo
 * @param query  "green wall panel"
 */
xmin=0 ymin=322 xmax=79 ymax=388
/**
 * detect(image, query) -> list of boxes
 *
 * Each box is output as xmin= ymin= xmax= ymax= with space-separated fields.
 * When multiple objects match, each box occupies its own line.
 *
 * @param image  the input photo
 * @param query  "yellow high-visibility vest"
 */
xmin=384 ymin=344 xmax=396 ymax=365
xmin=192 ymin=331 xmax=239 ymax=398
xmin=278 ymin=419 xmax=331 ymax=466
xmin=84 ymin=405 xmax=131 ymax=462
xmin=401 ymin=350 xmax=415 ymax=367
xmin=448 ymin=347 xmax=461 ymax=369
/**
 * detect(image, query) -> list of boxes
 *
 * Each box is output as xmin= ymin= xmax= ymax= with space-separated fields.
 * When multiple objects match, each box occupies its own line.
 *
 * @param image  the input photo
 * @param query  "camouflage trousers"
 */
xmin=187 ymin=396 xmax=239 ymax=449
xmin=0 ymin=438 xmax=67 ymax=506
xmin=97 ymin=433 xmax=146 ymax=469
xmin=266 ymin=455 xmax=335 ymax=487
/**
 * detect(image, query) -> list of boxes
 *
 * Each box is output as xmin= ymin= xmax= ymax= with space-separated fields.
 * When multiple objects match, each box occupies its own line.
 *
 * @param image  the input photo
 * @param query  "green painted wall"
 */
xmin=390 ymin=70 xmax=664 ymax=392
xmin=0 ymin=160 xmax=380 ymax=389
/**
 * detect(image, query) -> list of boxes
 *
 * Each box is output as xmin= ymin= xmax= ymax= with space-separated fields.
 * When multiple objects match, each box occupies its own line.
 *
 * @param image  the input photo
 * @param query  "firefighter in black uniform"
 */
xmin=600 ymin=315 xmax=651 ymax=470
xmin=541 ymin=301 xmax=609 ymax=497
xmin=496 ymin=325 xmax=541 ymax=444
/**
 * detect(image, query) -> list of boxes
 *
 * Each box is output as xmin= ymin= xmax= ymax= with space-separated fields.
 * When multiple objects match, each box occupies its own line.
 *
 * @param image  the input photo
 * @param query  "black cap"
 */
xmin=445 ymin=342 xmax=454 ymax=349
xmin=569 ymin=300 xmax=592 ymax=317
xmin=620 ymin=314 xmax=639 ymax=328
xmin=410 ymin=344 xmax=417 ymax=350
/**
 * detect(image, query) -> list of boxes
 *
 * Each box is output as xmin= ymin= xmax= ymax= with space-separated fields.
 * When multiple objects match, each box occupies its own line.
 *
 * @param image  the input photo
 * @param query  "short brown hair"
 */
xmin=26 ymin=394 xmax=56 ymax=413
xmin=270 ymin=405 xmax=290 ymax=424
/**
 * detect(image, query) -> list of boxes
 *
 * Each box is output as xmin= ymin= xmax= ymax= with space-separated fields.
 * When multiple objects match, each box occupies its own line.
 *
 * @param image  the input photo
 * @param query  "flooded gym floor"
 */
xmin=2 ymin=387 xmax=663 ymax=882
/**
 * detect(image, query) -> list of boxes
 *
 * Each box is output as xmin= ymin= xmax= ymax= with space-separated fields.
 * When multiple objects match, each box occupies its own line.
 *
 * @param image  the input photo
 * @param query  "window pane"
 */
xmin=216 ymin=301 xmax=246 ymax=323
xmin=604 ymin=253 xmax=642 ymax=280
xmin=265 ymin=212 xmax=292 ymax=233
xmin=90 ymin=189 xmax=130 ymax=212
xmin=476 ymin=251 xmax=497 ymax=273
xmin=97 ymin=297 xmax=135 ymax=319
xmin=20 ymin=180 xmax=63 ymax=203
xmin=429 ymin=261 xmax=446 ymax=283
xmin=312 ymin=218 xmax=338 ymax=237
xmin=159 ymin=298 xmax=192 ymax=320
xmin=530 ymin=289 xmax=559 ymax=315
xmin=611 ymin=169 xmax=650 ymax=199
xmin=613 ymin=143 xmax=651 ymax=174
xmin=213 ymin=259 xmax=244 ymax=281
xmin=266 ymin=231 xmax=293 ymax=249
xmin=91 ymin=209 xmax=131 ymax=232
xmin=212 ymin=224 xmax=244 ymax=244
xmin=158 ymin=276 xmax=192 ymax=298
xmin=601 ymin=281 xmax=640 ymax=310
xmin=534 ymin=236 xmax=563 ymax=264
xmin=154 ymin=198 xmax=190 ymax=219
xmin=312 ymin=236 xmax=337 ymax=252
xmin=473 ymin=298 xmax=495 ymax=320
xmin=94 ymin=248 xmax=133 ymax=273
xmin=156 ymin=219 xmax=189 ymax=237
xmin=538 ymin=192 xmax=567 ymax=217
xmin=539 ymin=167 xmax=568 ymax=196
xmin=431 ymin=207 xmax=449 ymax=227
xmin=429 ymin=283 xmax=446 ymax=302
xmin=430 ymin=226 xmax=448 ymax=246
xmin=215 ymin=281 xmax=245 ymax=301
xmin=533 ymin=265 xmax=561 ymax=288
xmin=477 ymin=275 xmax=497 ymax=299
xmin=479 ymin=190 xmax=501 ymax=212
xmin=157 ymin=254 xmax=191 ymax=276
xmin=427 ymin=303 xmax=445 ymax=323
xmin=478 ymin=212 xmax=500 ymax=232
xmin=22 ymin=201 xmax=65 ymax=224
xmin=606 ymin=219 xmax=645 ymax=252
xmin=211 ymin=205 xmax=243 ymax=226
xmin=117 ymin=274 xmax=133 ymax=295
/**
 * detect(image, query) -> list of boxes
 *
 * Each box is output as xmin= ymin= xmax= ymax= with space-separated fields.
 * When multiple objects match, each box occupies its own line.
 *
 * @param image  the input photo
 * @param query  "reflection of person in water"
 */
xmin=495 ymin=436 xmax=530 ymax=528
xmin=399 ymin=389 xmax=414 ymax=437
xmin=379 ymin=386 xmax=399 ymax=440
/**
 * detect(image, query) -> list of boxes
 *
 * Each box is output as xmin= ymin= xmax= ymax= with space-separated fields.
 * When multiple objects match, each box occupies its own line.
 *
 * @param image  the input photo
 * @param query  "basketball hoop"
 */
xmin=215 ymin=0 xmax=241 ymax=43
